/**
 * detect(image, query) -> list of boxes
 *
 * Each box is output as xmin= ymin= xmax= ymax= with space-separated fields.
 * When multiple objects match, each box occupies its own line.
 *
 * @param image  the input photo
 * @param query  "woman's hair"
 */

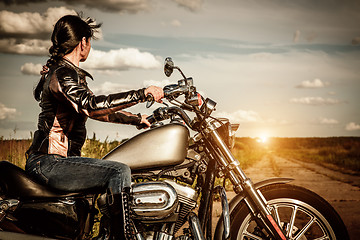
xmin=34 ymin=14 xmax=101 ymax=101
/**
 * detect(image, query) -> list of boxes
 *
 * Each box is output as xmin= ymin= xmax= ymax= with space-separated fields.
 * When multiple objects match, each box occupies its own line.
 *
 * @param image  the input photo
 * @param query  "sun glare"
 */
xmin=257 ymin=135 xmax=268 ymax=143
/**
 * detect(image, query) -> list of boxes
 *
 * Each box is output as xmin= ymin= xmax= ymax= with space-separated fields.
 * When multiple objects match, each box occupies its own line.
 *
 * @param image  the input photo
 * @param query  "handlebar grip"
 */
xmin=136 ymin=115 xmax=156 ymax=130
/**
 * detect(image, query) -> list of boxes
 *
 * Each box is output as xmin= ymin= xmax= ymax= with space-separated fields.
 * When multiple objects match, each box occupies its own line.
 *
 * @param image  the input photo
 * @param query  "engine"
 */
xmin=131 ymin=180 xmax=198 ymax=232
xmin=131 ymin=181 xmax=178 ymax=220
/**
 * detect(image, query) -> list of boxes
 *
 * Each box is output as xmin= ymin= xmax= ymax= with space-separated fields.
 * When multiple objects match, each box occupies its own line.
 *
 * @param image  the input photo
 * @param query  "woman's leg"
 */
xmin=26 ymin=154 xmax=131 ymax=194
xmin=26 ymin=154 xmax=132 ymax=239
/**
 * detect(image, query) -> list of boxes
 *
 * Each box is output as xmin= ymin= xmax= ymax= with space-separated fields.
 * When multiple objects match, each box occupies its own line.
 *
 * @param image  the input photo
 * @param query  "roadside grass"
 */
xmin=0 ymin=134 xmax=122 ymax=169
xmin=270 ymin=137 xmax=360 ymax=175
xmin=0 ymin=138 xmax=31 ymax=169
xmin=232 ymin=138 xmax=266 ymax=169
xmin=81 ymin=133 xmax=124 ymax=159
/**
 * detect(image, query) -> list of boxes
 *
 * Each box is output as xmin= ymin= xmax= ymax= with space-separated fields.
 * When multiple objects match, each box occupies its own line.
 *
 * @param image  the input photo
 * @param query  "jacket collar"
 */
xmin=59 ymin=58 xmax=94 ymax=81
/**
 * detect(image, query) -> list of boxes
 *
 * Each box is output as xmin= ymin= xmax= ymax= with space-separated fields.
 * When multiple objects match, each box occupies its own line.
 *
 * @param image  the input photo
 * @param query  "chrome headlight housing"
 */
xmin=210 ymin=118 xmax=239 ymax=149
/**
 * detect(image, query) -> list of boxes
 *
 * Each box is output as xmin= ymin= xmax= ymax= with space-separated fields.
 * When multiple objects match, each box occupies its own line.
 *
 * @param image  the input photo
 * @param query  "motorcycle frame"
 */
xmin=197 ymin=156 xmax=217 ymax=239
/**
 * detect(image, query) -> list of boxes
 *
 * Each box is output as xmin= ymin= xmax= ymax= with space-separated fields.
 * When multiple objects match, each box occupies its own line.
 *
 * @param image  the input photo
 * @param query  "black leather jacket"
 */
xmin=27 ymin=58 xmax=146 ymax=157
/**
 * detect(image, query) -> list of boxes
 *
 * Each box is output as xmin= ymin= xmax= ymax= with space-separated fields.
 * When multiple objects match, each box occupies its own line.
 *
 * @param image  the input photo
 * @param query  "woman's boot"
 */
xmin=107 ymin=188 xmax=131 ymax=240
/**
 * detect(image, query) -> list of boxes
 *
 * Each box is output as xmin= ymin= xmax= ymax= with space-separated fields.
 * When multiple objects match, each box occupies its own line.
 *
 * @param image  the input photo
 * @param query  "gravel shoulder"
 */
xmin=212 ymin=155 xmax=360 ymax=240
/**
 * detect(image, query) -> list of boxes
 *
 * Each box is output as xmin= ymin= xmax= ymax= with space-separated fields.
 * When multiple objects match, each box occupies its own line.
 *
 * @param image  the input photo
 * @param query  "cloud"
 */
xmin=296 ymin=78 xmax=328 ymax=88
xmin=0 ymin=103 xmax=17 ymax=120
xmin=65 ymin=0 xmax=149 ymax=13
xmin=170 ymin=19 xmax=182 ymax=27
xmin=0 ymin=7 xmax=88 ymax=56
xmin=265 ymin=118 xmax=290 ymax=125
xmin=142 ymin=79 xmax=174 ymax=88
xmin=0 ymin=38 xmax=50 ymax=55
xmin=214 ymin=109 xmax=290 ymax=127
xmin=21 ymin=63 xmax=42 ymax=75
xmin=82 ymin=48 xmax=161 ymax=70
xmin=2 ymin=0 xmax=148 ymax=13
xmin=0 ymin=7 xmax=76 ymax=39
xmin=215 ymin=109 xmax=262 ymax=123
xmin=91 ymin=69 xmax=124 ymax=76
xmin=173 ymin=0 xmax=203 ymax=11
xmin=161 ymin=19 xmax=182 ymax=27
xmin=319 ymin=117 xmax=339 ymax=125
xmin=290 ymin=97 xmax=343 ymax=105
xmin=3 ymin=0 xmax=203 ymax=13
xmin=345 ymin=122 xmax=360 ymax=131
xmin=91 ymin=81 xmax=132 ymax=95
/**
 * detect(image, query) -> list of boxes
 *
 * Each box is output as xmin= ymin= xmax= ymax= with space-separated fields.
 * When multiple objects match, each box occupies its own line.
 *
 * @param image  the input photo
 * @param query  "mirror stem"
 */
xmin=174 ymin=66 xmax=187 ymax=81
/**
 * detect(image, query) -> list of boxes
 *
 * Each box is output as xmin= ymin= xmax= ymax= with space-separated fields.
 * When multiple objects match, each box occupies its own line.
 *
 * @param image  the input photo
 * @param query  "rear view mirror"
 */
xmin=164 ymin=57 xmax=174 ymax=77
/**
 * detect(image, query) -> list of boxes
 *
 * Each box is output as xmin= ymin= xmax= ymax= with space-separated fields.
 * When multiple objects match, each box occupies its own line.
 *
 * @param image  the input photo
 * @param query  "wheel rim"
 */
xmin=236 ymin=198 xmax=336 ymax=240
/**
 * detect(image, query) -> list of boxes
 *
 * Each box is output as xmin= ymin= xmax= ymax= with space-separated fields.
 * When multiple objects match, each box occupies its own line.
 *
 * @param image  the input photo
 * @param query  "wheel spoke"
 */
xmin=287 ymin=206 xmax=298 ymax=238
xmin=313 ymin=236 xmax=330 ymax=240
xmin=294 ymin=217 xmax=315 ymax=240
xmin=243 ymin=231 xmax=265 ymax=240
xmin=273 ymin=206 xmax=281 ymax=227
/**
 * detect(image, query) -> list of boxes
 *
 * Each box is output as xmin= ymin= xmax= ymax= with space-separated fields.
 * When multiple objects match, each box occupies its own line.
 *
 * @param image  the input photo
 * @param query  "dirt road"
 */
xmin=212 ymin=155 xmax=360 ymax=240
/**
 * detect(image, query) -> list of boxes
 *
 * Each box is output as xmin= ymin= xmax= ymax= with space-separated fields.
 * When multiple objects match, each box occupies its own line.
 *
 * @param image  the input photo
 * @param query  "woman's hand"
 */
xmin=144 ymin=86 xmax=164 ymax=103
xmin=40 ymin=65 xmax=49 ymax=75
xmin=140 ymin=114 xmax=151 ymax=128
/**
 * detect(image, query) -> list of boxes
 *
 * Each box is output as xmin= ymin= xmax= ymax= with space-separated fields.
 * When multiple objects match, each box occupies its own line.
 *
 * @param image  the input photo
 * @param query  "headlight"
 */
xmin=210 ymin=118 xmax=239 ymax=149
xmin=229 ymin=123 xmax=240 ymax=149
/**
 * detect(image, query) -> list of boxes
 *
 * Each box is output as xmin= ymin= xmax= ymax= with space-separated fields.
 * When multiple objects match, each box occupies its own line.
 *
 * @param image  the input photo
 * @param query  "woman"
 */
xmin=25 ymin=14 xmax=163 ymax=239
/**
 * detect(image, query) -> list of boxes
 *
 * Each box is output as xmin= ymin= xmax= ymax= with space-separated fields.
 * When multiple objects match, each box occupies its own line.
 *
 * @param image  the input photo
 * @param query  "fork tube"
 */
xmin=206 ymin=122 xmax=287 ymax=240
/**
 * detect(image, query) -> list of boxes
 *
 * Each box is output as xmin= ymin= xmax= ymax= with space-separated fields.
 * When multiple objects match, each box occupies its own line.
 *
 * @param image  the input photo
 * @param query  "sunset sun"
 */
xmin=257 ymin=135 xmax=268 ymax=143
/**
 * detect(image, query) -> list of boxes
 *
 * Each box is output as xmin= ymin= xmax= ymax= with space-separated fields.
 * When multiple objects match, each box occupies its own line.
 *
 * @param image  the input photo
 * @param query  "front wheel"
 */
xmin=230 ymin=184 xmax=349 ymax=240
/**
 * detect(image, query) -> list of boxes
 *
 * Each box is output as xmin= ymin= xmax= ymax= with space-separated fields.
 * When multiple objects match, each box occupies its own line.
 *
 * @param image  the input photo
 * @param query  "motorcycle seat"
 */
xmin=0 ymin=161 xmax=101 ymax=199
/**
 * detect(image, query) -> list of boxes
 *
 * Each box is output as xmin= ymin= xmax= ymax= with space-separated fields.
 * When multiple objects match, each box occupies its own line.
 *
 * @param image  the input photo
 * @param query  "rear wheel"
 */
xmin=230 ymin=184 xmax=349 ymax=240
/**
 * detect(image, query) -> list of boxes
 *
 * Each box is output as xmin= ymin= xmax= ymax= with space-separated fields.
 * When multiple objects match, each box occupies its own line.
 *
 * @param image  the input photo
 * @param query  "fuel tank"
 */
xmin=102 ymin=123 xmax=189 ymax=170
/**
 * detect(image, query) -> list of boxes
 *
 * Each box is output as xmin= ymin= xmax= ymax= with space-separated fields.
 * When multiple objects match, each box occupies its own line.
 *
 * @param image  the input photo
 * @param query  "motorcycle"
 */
xmin=0 ymin=57 xmax=349 ymax=240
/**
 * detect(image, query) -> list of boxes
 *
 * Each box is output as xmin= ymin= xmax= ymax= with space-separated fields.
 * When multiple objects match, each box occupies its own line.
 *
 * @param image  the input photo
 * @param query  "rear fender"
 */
xmin=214 ymin=177 xmax=293 ymax=240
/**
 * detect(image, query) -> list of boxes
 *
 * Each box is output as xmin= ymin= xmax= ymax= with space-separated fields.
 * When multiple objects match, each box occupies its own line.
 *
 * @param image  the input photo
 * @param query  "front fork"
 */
xmin=207 ymin=123 xmax=287 ymax=240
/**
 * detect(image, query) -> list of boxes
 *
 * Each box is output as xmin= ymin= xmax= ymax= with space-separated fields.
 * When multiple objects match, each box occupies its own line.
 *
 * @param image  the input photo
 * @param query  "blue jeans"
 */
xmin=25 ymin=154 xmax=131 ymax=194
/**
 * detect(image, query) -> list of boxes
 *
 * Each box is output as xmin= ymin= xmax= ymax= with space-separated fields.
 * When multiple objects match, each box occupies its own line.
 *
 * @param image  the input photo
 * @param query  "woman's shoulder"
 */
xmin=54 ymin=59 xmax=93 ymax=82
xmin=54 ymin=64 xmax=78 ymax=83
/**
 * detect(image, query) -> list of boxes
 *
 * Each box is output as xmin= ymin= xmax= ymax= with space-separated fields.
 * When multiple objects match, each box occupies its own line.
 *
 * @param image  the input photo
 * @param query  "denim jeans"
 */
xmin=25 ymin=154 xmax=131 ymax=195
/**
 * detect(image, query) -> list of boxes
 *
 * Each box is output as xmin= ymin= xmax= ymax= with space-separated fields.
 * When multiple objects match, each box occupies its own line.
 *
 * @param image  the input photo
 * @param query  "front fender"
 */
xmin=214 ymin=177 xmax=293 ymax=240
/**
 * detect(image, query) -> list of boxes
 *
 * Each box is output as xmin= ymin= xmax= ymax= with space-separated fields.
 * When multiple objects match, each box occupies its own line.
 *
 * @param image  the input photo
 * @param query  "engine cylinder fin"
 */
xmin=174 ymin=195 xmax=197 ymax=233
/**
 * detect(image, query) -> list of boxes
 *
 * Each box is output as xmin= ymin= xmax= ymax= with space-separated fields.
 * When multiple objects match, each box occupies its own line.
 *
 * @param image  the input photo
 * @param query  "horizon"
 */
xmin=0 ymin=0 xmax=359 ymax=141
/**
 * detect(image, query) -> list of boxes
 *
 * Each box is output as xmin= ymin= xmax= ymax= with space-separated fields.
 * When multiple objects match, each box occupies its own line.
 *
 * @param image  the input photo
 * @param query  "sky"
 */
xmin=0 ymin=0 xmax=359 ymax=141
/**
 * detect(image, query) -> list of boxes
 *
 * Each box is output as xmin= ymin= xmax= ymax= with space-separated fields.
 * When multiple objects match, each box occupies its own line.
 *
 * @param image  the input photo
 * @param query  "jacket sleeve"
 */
xmin=90 ymin=110 xmax=142 ymax=125
xmin=49 ymin=66 xmax=145 ymax=125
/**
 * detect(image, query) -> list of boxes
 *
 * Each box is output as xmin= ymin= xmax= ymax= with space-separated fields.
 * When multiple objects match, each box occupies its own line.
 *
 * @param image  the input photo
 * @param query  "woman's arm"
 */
xmin=50 ymin=66 xmax=146 ymax=118
xmin=89 ymin=110 xmax=142 ymax=126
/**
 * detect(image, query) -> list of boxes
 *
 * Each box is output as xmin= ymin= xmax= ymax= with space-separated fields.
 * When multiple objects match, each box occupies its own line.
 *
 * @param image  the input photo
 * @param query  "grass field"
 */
xmin=268 ymin=137 xmax=360 ymax=174
xmin=1 ymin=136 xmax=359 ymax=175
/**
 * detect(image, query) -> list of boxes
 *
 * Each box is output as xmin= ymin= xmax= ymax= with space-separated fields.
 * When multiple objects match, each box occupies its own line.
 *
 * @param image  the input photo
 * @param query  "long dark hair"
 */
xmin=34 ymin=14 xmax=101 ymax=101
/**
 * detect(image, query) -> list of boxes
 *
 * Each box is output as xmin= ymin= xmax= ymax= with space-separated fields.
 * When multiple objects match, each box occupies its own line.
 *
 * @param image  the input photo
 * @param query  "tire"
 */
xmin=230 ymin=184 xmax=349 ymax=240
